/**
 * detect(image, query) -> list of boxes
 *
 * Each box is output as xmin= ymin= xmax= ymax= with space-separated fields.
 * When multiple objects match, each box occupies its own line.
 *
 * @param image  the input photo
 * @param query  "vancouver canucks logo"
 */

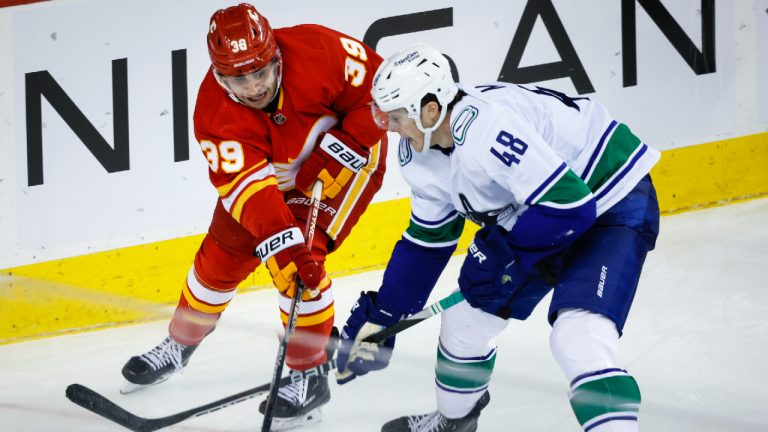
xmin=451 ymin=106 xmax=478 ymax=146
xmin=458 ymin=193 xmax=517 ymax=228
xmin=398 ymin=138 xmax=412 ymax=166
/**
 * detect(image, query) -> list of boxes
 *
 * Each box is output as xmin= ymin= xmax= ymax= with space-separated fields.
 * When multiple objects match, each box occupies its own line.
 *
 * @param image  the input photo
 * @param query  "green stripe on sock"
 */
xmin=570 ymin=374 xmax=641 ymax=426
xmin=435 ymin=347 xmax=495 ymax=390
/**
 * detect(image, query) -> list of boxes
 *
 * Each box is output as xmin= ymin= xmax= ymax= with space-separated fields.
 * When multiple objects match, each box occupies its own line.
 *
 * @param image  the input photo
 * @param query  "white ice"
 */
xmin=1 ymin=198 xmax=767 ymax=432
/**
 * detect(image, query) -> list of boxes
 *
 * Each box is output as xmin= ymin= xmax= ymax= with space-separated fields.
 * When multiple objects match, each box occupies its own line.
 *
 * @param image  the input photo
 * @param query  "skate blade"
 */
xmin=119 ymin=374 xmax=171 ymax=395
xmin=268 ymin=408 xmax=323 ymax=431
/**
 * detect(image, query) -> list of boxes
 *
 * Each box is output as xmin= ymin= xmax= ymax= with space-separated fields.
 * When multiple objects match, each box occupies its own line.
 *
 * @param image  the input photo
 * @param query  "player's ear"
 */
xmin=423 ymin=101 xmax=441 ymax=125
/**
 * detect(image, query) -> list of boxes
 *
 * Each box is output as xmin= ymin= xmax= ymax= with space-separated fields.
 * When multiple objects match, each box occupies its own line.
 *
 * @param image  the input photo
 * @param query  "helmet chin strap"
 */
xmin=414 ymin=107 xmax=449 ymax=153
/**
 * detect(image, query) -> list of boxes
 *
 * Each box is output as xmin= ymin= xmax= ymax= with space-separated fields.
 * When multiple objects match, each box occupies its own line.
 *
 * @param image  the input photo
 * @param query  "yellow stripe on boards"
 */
xmin=650 ymin=132 xmax=768 ymax=214
xmin=1 ymin=133 xmax=766 ymax=343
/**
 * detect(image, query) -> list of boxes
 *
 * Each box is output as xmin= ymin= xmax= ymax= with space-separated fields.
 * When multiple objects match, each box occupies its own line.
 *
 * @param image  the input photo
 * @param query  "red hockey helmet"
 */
xmin=207 ymin=3 xmax=278 ymax=76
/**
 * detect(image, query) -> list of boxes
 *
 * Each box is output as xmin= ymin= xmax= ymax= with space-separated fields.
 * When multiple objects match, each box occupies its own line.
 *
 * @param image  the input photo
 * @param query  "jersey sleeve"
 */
xmin=405 ymin=190 xmax=465 ymax=248
xmin=472 ymin=108 xmax=597 ymax=269
xmin=315 ymin=27 xmax=385 ymax=151
xmin=375 ymin=187 xmax=463 ymax=315
xmin=194 ymin=113 xmax=298 ymax=243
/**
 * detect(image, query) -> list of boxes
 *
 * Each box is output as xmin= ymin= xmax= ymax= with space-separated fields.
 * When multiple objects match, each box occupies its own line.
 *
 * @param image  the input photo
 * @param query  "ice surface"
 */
xmin=1 ymin=198 xmax=767 ymax=431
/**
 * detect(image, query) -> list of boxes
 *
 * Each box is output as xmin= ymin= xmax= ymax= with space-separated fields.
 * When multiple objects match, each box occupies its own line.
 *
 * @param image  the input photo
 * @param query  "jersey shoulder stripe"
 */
xmin=536 ymin=169 xmax=593 ymax=208
xmin=585 ymin=122 xmax=642 ymax=192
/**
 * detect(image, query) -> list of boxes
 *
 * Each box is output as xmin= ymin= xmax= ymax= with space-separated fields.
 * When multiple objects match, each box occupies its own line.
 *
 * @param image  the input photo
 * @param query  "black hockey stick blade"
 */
xmin=64 ymin=291 xmax=464 ymax=431
xmin=66 ymin=379 xmax=275 ymax=432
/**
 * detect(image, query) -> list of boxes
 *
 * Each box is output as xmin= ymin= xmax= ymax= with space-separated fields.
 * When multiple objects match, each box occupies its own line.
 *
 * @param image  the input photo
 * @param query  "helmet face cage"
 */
xmin=371 ymin=43 xmax=458 ymax=151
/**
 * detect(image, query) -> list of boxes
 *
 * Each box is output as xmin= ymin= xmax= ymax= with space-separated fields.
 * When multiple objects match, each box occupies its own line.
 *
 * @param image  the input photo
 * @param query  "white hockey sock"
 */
xmin=550 ymin=309 xmax=640 ymax=432
xmin=436 ymin=301 xmax=507 ymax=418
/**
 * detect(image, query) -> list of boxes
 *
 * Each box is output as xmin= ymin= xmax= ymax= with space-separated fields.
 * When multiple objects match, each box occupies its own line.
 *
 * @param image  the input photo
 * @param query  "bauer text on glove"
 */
xmin=256 ymin=227 xmax=326 ymax=301
xmin=295 ymin=132 xmax=368 ymax=199
xmin=458 ymin=225 xmax=528 ymax=317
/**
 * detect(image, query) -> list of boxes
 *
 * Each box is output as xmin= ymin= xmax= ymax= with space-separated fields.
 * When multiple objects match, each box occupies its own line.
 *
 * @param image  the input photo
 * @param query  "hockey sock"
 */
xmin=435 ymin=340 xmax=496 ymax=419
xmin=169 ymin=296 xmax=222 ymax=346
xmin=569 ymin=369 xmax=640 ymax=431
xmin=283 ymin=280 xmax=335 ymax=370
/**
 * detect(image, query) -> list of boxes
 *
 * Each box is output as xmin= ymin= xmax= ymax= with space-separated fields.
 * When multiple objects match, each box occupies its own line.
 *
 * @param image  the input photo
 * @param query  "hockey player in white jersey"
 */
xmin=334 ymin=43 xmax=660 ymax=432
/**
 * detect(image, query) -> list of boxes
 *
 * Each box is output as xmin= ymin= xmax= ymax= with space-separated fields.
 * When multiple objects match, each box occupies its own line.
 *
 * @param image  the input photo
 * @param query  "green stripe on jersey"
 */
xmin=435 ymin=347 xmax=496 ymax=391
xmin=570 ymin=374 xmax=641 ymax=426
xmin=586 ymin=123 xmax=642 ymax=192
xmin=405 ymin=216 xmax=465 ymax=246
xmin=537 ymin=169 xmax=591 ymax=206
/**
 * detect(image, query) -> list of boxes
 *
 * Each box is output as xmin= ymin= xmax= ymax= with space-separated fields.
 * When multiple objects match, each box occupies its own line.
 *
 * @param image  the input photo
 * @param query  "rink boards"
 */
xmin=1 ymin=0 xmax=767 ymax=342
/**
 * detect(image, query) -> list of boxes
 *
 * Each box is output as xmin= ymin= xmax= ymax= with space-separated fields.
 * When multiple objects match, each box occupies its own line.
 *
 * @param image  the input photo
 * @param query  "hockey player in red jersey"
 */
xmin=121 ymin=3 xmax=387 ymax=427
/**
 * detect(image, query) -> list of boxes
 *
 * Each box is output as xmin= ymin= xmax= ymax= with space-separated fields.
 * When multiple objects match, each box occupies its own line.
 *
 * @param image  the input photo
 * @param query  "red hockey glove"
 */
xmin=256 ymin=227 xmax=326 ymax=301
xmin=295 ymin=132 xmax=368 ymax=199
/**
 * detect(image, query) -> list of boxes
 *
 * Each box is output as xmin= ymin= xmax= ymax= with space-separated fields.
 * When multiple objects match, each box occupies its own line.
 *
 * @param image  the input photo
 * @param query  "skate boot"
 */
xmin=120 ymin=336 xmax=198 ymax=394
xmin=258 ymin=372 xmax=331 ymax=431
xmin=381 ymin=391 xmax=490 ymax=432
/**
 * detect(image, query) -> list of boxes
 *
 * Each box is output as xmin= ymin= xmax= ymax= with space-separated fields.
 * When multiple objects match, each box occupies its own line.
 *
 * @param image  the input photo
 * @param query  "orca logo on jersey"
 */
xmin=319 ymin=134 xmax=366 ymax=172
xmin=254 ymin=227 xmax=304 ymax=261
xmin=458 ymin=193 xmax=517 ymax=228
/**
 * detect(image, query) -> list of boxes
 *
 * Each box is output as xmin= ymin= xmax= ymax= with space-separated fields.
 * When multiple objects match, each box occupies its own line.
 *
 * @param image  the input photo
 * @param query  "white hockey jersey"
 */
xmin=399 ymin=82 xmax=660 ymax=265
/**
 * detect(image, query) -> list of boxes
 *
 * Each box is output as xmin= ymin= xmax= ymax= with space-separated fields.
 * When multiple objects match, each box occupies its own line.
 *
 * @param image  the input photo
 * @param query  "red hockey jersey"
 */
xmin=193 ymin=24 xmax=385 ymax=241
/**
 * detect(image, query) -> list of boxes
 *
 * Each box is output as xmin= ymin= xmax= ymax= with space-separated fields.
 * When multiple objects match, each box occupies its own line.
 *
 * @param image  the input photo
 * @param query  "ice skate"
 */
xmin=258 ymin=372 xmax=331 ymax=431
xmin=120 ymin=336 xmax=198 ymax=394
xmin=381 ymin=391 xmax=490 ymax=432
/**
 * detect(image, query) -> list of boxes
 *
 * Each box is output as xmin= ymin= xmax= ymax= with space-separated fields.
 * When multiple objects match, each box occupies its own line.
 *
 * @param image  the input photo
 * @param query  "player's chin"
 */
xmin=242 ymin=92 xmax=271 ymax=109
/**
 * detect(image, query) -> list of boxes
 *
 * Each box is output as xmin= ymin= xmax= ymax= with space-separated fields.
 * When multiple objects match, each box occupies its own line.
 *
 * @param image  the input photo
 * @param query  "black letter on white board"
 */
xmin=363 ymin=8 xmax=460 ymax=81
xmin=172 ymin=49 xmax=189 ymax=162
xmin=498 ymin=0 xmax=594 ymax=94
xmin=622 ymin=0 xmax=716 ymax=87
xmin=25 ymin=58 xmax=129 ymax=186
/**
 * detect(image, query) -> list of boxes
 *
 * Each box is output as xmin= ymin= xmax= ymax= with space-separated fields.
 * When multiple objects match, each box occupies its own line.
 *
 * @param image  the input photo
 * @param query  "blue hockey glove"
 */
xmin=335 ymin=291 xmax=402 ymax=385
xmin=459 ymin=225 xmax=527 ymax=317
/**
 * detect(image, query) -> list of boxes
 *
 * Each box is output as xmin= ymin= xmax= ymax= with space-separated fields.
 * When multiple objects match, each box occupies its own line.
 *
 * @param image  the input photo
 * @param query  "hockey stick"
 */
xmin=64 ymin=290 xmax=465 ymax=432
xmin=261 ymin=180 xmax=323 ymax=432
xmin=362 ymin=289 xmax=464 ymax=344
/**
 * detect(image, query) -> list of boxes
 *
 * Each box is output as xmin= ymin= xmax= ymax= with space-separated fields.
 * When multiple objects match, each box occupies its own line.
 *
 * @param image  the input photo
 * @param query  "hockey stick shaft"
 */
xmin=65 ymin=290 xmax=464 ymax=432
xmin=362 ymin=290 xmax=464 ymax=344
xmin=261 ymin=180 xmax=323 ymax=432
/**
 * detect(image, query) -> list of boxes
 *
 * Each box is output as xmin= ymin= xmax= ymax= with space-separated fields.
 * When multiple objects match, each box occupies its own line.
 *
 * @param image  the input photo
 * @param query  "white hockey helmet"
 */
xmin=371 ymin=43 xmax=458 ymax=152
